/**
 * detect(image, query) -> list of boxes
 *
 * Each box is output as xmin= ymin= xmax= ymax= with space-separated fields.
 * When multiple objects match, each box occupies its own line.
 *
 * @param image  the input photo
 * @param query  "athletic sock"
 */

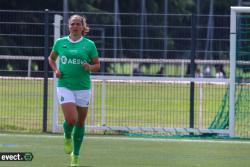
xmin=63 ymin=120 xmax=74 ymax=139
xmin=73 ymin=125 xmax=85 ymax=156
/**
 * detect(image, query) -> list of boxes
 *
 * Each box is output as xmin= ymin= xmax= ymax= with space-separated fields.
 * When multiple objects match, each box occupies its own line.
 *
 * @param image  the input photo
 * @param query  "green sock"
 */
xmin=73 ymin=125 xmax=85 ymax=156
xmin=63 ymin=121 xmax=74 ymax=139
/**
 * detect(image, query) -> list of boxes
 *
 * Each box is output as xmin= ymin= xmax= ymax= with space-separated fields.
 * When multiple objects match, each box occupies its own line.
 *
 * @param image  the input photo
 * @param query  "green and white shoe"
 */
xmin=64 ymin=138 xmax=72 ymax=154
xmin=70 ymin=153 xmax=80 ymax=167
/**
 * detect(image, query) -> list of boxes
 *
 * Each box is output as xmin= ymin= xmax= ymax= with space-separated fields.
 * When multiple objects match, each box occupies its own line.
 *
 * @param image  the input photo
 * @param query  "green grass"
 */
xmin=1 ymin=133 xmax=250 ymax=167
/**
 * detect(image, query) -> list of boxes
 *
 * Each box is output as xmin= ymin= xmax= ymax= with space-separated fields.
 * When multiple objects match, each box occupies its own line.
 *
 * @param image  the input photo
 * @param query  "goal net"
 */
xmin=208 ymin=6 xmax=250 ymax=138
xmin=230 ymin=7 xmax=250 ymax=137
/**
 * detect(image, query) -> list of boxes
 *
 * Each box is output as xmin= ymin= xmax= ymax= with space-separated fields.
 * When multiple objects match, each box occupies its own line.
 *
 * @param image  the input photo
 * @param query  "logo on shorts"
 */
xmin=61 ymin=96 xmax=64 ymax=102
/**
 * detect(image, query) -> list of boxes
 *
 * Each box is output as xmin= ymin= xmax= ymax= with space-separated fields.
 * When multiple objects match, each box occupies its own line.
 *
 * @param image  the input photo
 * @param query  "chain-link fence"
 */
xmin=1 ymin=10 xmax=248 ymax=138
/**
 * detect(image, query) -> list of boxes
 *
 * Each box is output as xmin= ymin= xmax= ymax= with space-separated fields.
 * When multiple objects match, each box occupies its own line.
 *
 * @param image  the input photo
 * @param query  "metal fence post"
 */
xmin=43 ymin=9 xmax=49 ymax=132
xmin=189 ymin=13 xmax=197 ymax=130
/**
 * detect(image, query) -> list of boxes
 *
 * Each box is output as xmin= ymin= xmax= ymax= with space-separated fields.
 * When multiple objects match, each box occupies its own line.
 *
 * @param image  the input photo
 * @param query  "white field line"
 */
xmin=0 ymin=133 xmax=250 ymax=144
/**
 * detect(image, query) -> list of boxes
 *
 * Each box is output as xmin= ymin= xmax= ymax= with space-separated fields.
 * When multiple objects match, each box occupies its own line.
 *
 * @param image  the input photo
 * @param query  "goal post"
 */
xmin=229 ymin=7 xmax=237 ymax=137
xmin=230 ymin=6 xmax=250 ymax=137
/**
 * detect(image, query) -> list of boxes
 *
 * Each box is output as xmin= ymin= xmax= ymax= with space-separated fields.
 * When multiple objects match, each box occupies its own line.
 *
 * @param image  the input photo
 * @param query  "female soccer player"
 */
xmin=48 ymin=14 xmax=100 ymax=166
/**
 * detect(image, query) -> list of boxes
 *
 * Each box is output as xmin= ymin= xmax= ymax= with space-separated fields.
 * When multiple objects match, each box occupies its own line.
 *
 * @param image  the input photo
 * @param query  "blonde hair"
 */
xmin=69 ymin=15 xmax=90 ymax=35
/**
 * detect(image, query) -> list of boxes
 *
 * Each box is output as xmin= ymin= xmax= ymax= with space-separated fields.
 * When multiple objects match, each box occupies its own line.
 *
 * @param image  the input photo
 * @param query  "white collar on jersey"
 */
xmin=67 ymin=36 xmax=83 ymax=43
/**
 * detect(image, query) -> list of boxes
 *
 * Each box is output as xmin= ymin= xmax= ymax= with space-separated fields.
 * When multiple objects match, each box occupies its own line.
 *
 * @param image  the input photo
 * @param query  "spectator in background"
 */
xmin=133 ymin=67 xmax=140 ymax=76
xmin=203 ymin=66 xmax=212 ymax=78
xmin=156 ymin=66 xmax=164 ymax=76
xmin=133 ymin=63 xmax=141 ymax=76
xmin=195 ymin=67 xmax=203 ymax=78
xmin=215 ymin=64 xmax=226 ymax=78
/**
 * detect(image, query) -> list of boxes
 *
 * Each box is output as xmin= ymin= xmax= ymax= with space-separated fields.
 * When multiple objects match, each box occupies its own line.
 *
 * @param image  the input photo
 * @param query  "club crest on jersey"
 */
xmin=61 ymin=56 xmax=68 ymax=64
xmin=62 ymin=45 xmax=67 ymax=48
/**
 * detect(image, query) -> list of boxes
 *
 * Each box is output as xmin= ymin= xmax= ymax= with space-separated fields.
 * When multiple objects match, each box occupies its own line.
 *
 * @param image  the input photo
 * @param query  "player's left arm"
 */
xmin=82 ymin=57 xmax=100 ymax=72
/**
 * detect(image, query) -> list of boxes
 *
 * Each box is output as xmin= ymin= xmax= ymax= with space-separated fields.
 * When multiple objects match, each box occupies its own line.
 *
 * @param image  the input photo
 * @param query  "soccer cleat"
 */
xmin=64 ymin=138 xmax=72 ymax=154
xmin=70 ymin=153 xmax=80 ymax=167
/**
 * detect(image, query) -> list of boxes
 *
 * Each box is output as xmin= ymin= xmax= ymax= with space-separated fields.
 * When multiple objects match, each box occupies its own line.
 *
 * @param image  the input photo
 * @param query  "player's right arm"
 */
xmin=48 ymin=51 xmax=62 ymax=78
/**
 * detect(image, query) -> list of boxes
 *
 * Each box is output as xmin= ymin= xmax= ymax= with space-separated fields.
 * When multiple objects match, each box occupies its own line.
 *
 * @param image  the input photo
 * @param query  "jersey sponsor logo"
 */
xmin=61 ymin=55 xmax=84 ymax=65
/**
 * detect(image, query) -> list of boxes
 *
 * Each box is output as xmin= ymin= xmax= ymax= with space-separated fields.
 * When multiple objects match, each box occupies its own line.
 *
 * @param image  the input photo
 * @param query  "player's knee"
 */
xmin=76 ymin=121 xmax=85 ymax=127
xmin=66 ymin=118 xmax=77 ymax=125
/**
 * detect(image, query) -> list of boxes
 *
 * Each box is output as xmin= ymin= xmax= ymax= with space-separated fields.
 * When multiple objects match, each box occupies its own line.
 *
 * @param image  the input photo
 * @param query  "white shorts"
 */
xmin=57 ymin=87 xmax=91 ymax=107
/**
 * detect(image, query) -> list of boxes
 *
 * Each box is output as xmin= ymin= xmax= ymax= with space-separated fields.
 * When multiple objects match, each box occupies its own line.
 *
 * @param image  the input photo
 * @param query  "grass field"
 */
xmin=1 ymin=133 xmax=250 ymax=167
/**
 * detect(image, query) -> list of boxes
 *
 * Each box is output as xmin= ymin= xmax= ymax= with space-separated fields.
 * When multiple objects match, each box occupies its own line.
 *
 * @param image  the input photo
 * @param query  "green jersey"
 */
xmin=52 ymin=36 xmax=98 ymax=90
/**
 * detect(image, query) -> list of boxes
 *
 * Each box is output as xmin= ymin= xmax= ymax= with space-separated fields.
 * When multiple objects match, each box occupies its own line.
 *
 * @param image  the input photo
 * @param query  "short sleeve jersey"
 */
xmin=52 ymin=36 xmax=98 ymax=90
